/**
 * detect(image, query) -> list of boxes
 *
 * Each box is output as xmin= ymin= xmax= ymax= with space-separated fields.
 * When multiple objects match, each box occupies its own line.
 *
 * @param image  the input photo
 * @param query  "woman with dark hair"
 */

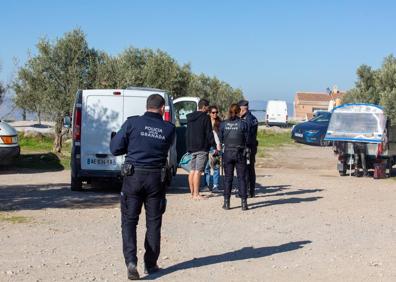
xmin=204 ymin=105 xmax=222 ymax=192
xmin=219 ymin=103 xmax=249 ymax=210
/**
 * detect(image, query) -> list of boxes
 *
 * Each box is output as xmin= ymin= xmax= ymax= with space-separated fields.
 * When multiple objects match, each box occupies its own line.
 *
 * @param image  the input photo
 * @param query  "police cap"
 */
xmin=238 ymin=100 xmax=249 ymax=107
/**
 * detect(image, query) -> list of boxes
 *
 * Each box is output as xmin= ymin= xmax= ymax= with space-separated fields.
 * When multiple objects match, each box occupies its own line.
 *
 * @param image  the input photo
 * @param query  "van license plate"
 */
xmin=294 ymin=133 xmax=303 ymax=138
xmin=87 ymin=158 xmax=116 ymax=165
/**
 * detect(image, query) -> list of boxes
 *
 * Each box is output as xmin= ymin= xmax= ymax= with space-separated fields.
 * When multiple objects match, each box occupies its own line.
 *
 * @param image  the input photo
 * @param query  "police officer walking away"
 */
xmin=219 ymin=103 xmax=249 ymax=210
xmin=110 ymin=94 xmax=175 ymax=280
xmin=238 ymin=100 xmax=259 ymax=197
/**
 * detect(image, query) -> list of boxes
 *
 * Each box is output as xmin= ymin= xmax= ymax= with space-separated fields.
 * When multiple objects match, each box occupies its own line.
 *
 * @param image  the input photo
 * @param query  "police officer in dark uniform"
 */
xmin=110 ymin=94 xmax=175 ymax=280
xmin=219 ymin=103 xmax=249 ymax=210
xmin=238 ymin=99 xmax=259 ymax=198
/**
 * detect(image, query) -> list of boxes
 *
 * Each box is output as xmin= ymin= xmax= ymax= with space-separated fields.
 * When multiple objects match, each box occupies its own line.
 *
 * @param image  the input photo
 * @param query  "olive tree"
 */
xmin=14 ymin=28 xmax=99 ymax=152
xmin=344 ymin=55 xmax=396 ymax=123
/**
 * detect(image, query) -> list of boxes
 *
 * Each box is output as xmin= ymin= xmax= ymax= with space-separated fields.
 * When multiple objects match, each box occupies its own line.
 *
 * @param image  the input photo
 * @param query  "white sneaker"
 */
xmin=212 ymin=185 xmax=221 ymax=193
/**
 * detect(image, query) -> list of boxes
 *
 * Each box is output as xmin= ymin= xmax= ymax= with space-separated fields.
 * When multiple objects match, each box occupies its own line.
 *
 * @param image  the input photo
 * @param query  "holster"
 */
xmin=159 ymin=198 xmax=167 ymax=214
xmin=121 ymin=163 xmax=134 ymax=177
xmin=161 ymin=167 xmax=172 ymax=186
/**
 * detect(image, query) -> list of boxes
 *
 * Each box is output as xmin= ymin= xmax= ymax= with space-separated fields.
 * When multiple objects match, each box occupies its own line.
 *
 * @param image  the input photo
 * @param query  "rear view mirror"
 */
xmin=63 ymin=116 xmax=72 ymax=128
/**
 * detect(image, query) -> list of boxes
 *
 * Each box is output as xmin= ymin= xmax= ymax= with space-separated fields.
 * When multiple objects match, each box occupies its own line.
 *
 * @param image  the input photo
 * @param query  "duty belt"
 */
xmin=134 ymin=166 xmax=163 ymax=172
xmin=225 ymin=145 xmax=245 ymax=151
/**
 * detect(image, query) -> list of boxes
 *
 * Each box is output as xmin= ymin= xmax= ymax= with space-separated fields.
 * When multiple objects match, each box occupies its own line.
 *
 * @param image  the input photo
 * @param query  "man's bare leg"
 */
xmin=188 ymin=171 xmax=195 ymax=197
xmin=193 ymin=171 xmax=204 ymax=199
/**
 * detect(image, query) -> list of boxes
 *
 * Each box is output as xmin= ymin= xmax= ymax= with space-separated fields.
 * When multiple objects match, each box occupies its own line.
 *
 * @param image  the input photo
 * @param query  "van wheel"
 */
xmin=71 ymin=176 xmax=83 ymax=191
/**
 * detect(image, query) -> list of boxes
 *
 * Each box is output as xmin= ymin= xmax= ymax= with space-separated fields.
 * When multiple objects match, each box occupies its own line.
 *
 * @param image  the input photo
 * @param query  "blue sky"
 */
xmin=1 ymin=0 xmax=396 ymax=102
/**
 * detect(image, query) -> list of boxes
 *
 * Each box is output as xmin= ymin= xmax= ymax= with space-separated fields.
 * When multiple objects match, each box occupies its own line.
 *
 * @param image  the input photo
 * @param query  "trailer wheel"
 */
xmin=387 ymin=159 xmax=393 ymax=178
xmin=71 ymin=176 xmax=83 ymax=191
xmin=320 ymin=137 xmax=331 ymax=147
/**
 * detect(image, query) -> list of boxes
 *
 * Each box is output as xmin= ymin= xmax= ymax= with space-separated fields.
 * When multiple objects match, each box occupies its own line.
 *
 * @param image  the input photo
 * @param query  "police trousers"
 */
xmin=246 ymin=146 xmax=257 ymax=194
xmin=223 ymin=149 xmax=247 ymax=199
xmin=120 ymin=170 xmax=166 ymax=267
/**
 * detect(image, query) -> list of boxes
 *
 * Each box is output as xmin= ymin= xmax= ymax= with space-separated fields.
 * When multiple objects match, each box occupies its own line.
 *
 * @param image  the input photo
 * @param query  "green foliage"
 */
xmin=187 ymin=74 xmax=244 ymax=115
xmin=13 ymin=28 xmax=244 ymax=152
xmin=0 ymin=63 xmax=5 ymax=105
xmin=13 ymin=29 xmax=98 ymax=152
xmin=0 ymin=213 xmax=30 ymax=224
xmin=18 ymin=133 xmax=56 ymax=152
xmin=256 ymin=129 xmax=293 ymax=157
xmin=14 ymin=133 xmax=71 ymax=170
xmin=0 ymin=82 xmax=4 ymax=105
xmin=344 ymin=55 xmax=396 ymax=123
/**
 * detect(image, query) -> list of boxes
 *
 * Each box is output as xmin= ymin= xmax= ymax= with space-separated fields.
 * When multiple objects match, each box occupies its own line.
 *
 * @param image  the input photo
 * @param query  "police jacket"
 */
xmin=110 ymin=112 xmax=175 ymax=168
xmin=219 ymin=117 xmax=249 ymax=150
xmin=186 ymin=111 xmax=215 ymax=153
xmin=242 ymin=111 xmax=258 ymax=148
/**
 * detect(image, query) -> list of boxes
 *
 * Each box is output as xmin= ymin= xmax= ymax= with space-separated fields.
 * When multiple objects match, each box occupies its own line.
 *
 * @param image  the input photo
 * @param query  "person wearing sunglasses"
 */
xmin=204 ymin=106 xmax=222 ymax=192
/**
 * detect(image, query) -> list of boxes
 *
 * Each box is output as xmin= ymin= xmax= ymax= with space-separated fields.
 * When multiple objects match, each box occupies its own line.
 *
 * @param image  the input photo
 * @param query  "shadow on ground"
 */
xmin=145 ymin=240 xmax=312 ymax=280
xmin=247 ymin=196 xmax=323 ymax=210
xmin=0 ymin=182 xmax=121 ymax=211
xmin=254 ymin=185 xmax=323 ymax=198
xmin=0 ymin=173 xmax=324 ymax=211
xmin=0 ymin=153 xmax=65 ymax=174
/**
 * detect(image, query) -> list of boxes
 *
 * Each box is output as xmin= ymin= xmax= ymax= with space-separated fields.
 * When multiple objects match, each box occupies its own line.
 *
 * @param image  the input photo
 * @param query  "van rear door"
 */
xmin=123 ymin=90 xmax=152 ymax=118
xmin=81 ymin=89 xmax=124 ymax=171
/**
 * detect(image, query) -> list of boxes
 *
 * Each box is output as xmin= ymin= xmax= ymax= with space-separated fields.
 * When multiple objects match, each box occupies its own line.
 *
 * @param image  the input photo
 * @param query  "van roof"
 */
xmin=267 ymin=100 xmax=287 ymax=104
xmin=126 ymin=86 xmax=167 ymax=92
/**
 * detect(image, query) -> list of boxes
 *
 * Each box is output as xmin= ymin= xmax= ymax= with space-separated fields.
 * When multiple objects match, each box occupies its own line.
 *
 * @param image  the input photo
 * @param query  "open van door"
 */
xmin=173 ymin=97 xmax=200 ymax=162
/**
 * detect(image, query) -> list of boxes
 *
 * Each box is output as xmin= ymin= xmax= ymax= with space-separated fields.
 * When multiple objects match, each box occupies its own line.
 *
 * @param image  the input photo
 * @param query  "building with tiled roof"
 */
xmin=294 ymin=91 xmax=344 ymax=120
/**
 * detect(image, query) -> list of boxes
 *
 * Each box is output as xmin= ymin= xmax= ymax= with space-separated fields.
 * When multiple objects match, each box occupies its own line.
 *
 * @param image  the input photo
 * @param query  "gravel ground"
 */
xmin=1 ymin=144 xmax=396 ymax=281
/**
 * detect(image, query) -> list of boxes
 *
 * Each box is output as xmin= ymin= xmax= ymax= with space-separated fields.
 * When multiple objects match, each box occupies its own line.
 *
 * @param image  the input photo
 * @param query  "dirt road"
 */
xmin=1 ymin=144 xmax=396 ymax=281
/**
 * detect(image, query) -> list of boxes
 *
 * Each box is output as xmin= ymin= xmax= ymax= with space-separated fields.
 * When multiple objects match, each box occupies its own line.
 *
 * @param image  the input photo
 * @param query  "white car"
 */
xmin=69 ymin=87 xmax=199 ymax=191
xmin=0 ymin=120 xmax=20 ymax=164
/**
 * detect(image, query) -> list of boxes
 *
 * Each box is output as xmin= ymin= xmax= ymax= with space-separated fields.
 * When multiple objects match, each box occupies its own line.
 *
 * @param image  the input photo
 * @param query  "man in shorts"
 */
xmin=186 ymin=99 xmax=214 ymax=199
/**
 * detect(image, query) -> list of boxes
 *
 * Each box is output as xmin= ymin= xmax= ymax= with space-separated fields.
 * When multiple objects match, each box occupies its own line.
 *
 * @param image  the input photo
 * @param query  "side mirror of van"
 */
xmin=63 ymin=116 xmax=72 ymax=128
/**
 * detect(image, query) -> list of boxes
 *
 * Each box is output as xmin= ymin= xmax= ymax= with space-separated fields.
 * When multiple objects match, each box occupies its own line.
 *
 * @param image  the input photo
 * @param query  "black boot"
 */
xmin=241 ymin=198 xmax=248 ymax=211
xmin=222 ymin=198 xmax=230 ymax=210
xmin=144 ymin=263 xmax=160 ymax=275
xmin=127 ymin=262 xmax=140 ymax=280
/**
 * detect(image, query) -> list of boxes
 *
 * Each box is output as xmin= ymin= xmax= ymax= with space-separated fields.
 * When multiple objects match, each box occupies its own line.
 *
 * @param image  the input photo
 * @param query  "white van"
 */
xmin=265 ymin=100 xmax=288 ymax=126
xmin=70 ymin=87 xmax=199 ymax=191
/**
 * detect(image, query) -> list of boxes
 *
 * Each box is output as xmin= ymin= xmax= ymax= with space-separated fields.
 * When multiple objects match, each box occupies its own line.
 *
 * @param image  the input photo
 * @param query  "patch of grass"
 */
xmin=0 ymin=213 xmax=30 ymax=224
xmin=18 ymin=133 xmax=54 ymax=152
xmin=257 ymin=129 xmax=294 ymax=157
xmin=13 ymin=133 xmax=71 ymax=170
